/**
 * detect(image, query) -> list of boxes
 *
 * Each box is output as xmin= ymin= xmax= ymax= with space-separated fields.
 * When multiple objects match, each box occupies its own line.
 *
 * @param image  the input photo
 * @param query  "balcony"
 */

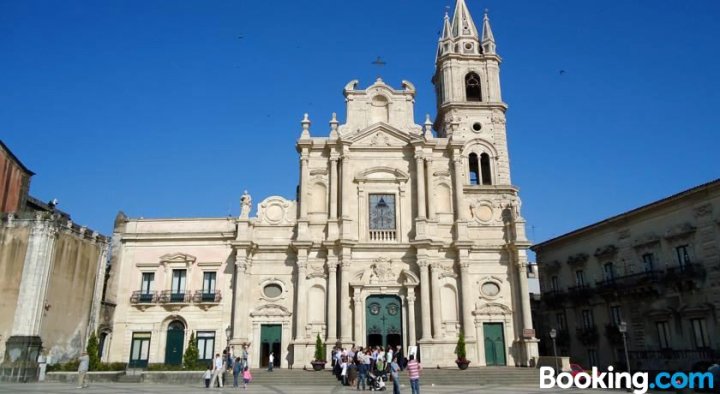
xmin=664 ymin=263 xmax=705 ymax=291
xmin=576 ymin=325 xmax=599 ymax=346
xmin=193 ymin=290 xmax=222 ymax=303
xmin=369 ymin=229 xmax=396 ymax=242
xmin=158 ymin=290 xmax=191 ymax=304
xmin=542 ymin=289 xmax=567 ymax=309
xmin=566 ymin=284 xmax=593 ymax=303
xmin=130 ymin=291 xmax=157 ymax=304
xmin=595 ymin=270 xmax=663 ymax=298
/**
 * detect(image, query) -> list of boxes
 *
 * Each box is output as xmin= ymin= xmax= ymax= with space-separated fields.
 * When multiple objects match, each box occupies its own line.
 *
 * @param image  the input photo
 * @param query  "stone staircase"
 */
xmin=242 ymin=367 xmax=539 ymax=387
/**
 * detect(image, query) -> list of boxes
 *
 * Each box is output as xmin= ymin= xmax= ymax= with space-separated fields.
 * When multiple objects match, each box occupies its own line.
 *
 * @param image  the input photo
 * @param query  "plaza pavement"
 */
xmin=0 ymin=382 xmax=625 ymax=394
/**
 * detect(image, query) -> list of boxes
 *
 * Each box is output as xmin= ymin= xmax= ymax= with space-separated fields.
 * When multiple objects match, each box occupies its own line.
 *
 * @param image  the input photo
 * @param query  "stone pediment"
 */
xmin=473 ymin=302 xmax=512 ymax=316
xmin=355 ymin=167 xmax=409 ymax=184
xmin=159 ymin=253 xmax=196 ymax=268
xmin=346 ymin=123 xmax=415 ymax=148
xmin=250 ymin=304 xmax=292 ymax=317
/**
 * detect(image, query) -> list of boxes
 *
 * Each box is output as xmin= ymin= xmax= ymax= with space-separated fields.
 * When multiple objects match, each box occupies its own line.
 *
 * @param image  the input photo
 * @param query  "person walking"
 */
xmin=390 ymin=356 xmax=401 ymax=394
xmin=233 ymin=357 xmax=242 ymax=387
xmin=76 ymin=351 xmax=90 ymax=389
xmin=242 ymin=366 xmax=252 ymax=390
xmin=211 ymin=353 xmax=224 ymax=388
xmin=406 ymin=355 xmax=422 ymax=394
xmin=268 ymin=352 xmax=274 ymax=371
xmin=203 ymin=364 xmax=212 ymax=388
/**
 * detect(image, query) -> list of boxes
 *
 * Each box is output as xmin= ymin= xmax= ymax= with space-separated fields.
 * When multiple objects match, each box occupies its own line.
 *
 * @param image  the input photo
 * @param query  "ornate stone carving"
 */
xmin=469 ymin=200 xmax=494 ymax=223
xmin=370 ymin=132 xmax=391 ymax=146
xmin=491 ymin=110 xmax=506 ymax=125
xmin=256 ymin=196 xmax=296 ymax=225
xmin=594 ymin=244 xmax=618 ymax=258
xmin=250 ymin=304 xmax=292 ymax=317
xmin=368 ymin=257 xmax=397 ymax=284
xmin=473 ymin=302 xmax=512 ymax=317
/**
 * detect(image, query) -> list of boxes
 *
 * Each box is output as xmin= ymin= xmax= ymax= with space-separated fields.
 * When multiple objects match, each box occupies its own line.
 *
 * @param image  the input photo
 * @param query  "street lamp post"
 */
xmin=619 ymin=321 xmax=630 ymax=374
xmin=549 ymin=328 xmax=559 ymax=373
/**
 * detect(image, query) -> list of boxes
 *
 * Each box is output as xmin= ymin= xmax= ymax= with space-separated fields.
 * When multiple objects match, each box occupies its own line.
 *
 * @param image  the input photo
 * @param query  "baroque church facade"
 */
xmin=103 ymin=0 xmax=538 ymax=369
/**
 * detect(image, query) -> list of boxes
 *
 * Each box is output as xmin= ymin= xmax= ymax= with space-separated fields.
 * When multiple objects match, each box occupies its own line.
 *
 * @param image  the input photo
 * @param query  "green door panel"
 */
xmin=365 ymin=295 xmax=402 ymax=349
xmin=483 ymin=323 xmax=506 ymax=366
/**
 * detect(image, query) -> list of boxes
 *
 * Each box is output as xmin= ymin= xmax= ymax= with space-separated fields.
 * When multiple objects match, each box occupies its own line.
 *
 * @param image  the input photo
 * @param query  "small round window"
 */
xmin=263 ymin=283 xmax=282 ymax=299
xmin=464 ymin=42 xmax=473 ymax=50
xmin=481 ymin=282 xmax=500 ymax=297
xmin=472 ymin=122 xmax=482 ymax=132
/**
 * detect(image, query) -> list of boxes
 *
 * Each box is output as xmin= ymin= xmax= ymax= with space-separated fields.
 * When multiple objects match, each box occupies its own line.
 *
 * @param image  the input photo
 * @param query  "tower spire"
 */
xmin=482 ymin=9 xmax=496 ymax=54
xmin=451 ymin=0 xmax=478 ymax=38
xmin=441 ymin=9 xmax=452 ymax=40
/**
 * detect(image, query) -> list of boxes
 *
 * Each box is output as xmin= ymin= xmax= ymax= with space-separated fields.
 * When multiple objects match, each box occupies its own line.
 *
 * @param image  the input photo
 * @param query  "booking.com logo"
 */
xmin=539 ymin=366 xmax=715 ymax=394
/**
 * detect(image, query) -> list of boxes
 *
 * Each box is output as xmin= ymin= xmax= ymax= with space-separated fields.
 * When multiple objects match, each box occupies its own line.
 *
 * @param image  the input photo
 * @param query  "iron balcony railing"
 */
xmin=158 ymin=290 xmax=191 ymax=304
xmin=629 ymin=348 xmax=716 ymax=361
xmin=130 ymin=291 xmax=157 ymax=304
xmin=192 ymin=290 xmax=222 ymax=303
xmin=595 ymin=270 xmax=664 ymax=291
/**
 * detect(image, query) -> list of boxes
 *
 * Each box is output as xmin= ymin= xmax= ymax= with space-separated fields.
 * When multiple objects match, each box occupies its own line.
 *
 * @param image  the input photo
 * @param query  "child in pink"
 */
xmin=242 ymin=367 xmax=252 ymax=390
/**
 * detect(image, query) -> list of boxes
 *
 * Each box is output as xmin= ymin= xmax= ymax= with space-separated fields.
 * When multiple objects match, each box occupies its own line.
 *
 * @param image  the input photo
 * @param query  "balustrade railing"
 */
xmin=369 ymin=230 xmax=397 ymax=242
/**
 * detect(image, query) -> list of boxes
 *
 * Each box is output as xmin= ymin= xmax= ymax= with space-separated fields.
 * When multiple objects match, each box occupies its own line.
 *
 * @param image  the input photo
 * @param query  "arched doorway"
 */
xmin=165 ymin=320 xmax=185 ymax=365
xmin=365 ymin=295 xmax=402 ymax=349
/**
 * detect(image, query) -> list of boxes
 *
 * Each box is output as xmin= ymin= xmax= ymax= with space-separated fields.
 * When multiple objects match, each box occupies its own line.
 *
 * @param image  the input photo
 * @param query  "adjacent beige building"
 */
xmin=103 ymin=0 xmax=538 ymax=369
xmin=532 ymin=179 xmax=720 ymax=372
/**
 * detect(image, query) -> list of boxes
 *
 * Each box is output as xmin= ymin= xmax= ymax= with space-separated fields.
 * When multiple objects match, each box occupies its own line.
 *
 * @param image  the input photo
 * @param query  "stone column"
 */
xmin=326 ymin=259 xmax=338 ymax=342
xmin=418 ymin=260 xmax=432 ymax=341
xmin=415 ymin=152 xmax=426 ymax=219
xmin=295 ymin=253 xmax=309 ymax=341
xmin=430 ymin=263 xmax=442 ymax=339
xmin=517 ymin=256 xmax=534 ymax=332
xmin=329 ymin=156 xmax=338 ymax=219
xmin=459 ymin=261 xmax=475 ymax=340
xmin=339 ymin=261 xmax=352 ymax=343
xmin=425 ymin=157 xmax=435 ymax=220
xmin=451 ymin=151 xmax=466 ymax=220
xmin=299 ymin=154 xmax=309 ymax=218
xmin=353 ymin=288 xmax=363 ymax=344
xmin=406 ymin=293 xmax=417 ymax=346
xmin=11 ymin=216 xmax=57 ymax=337
xmin=233 ymin=253 xmax=249 ymax=342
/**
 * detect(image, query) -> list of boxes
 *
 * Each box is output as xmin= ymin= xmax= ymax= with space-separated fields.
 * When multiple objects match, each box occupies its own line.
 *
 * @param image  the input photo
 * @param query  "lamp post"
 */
xmin=619 ymin=321 xmax=630 ymax=374
xmin=549 ymin=328 xmax=559 ymax=373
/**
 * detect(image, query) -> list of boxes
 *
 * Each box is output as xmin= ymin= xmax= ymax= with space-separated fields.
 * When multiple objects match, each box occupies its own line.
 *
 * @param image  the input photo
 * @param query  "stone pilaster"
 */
xmin=295 ymin=250 xmax=309 ymax=341
xmin=418 ymin=260 xmax=432 ymax=341
xmin=406 ymin=292 xmax=417 ymax=346
xmin=339 ymin=260 xmax=352 ymax=343
xmin=329 ymin=155 xmax=339 ymax=219
xmin=233 ymin=252 xmax=250 ymax=343
xmin=425 ymin=157 xmax=436 ymax=220
xmin=430 ymin=263 xmax=442 ymax=339
xmin=326 ymin=258 xmax=338 ymax=343
xmin=459 ymin=261 xmax=475 ymax=340
xmin=415 ymin=152 xmax=426 ymax=219
xmin=352 ymin=288 xmax=363 ymax=344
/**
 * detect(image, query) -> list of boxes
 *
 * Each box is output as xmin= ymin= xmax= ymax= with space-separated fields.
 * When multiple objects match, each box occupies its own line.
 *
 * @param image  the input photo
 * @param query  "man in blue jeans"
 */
xmin=356 ymin=351 xmax=368 ymax=390
xmin=406 ymin=354 xmax=421 ymax=394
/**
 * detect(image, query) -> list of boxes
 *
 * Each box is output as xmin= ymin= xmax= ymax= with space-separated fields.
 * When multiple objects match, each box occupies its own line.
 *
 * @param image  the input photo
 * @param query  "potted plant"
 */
xmin=310 ymin=334 xmax=326 ymax=371
xmin=455 ymin=331 xmax=470 ymax=370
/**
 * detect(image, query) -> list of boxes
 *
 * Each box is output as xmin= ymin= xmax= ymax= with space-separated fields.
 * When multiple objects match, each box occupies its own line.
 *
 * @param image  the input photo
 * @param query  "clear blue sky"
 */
xmin=2 ymin=1 xmax=719 ymax=247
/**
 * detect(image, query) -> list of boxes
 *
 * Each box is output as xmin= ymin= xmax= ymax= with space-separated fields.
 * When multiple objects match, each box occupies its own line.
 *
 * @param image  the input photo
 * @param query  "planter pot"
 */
xmin=456 ymin=360 xmax=470 ymax=370
xmin=311 ymin=361 xmax=326 ymax=371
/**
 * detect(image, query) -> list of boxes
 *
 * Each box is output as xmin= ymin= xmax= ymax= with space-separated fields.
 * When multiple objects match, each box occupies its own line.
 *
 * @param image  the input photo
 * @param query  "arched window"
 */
xmin=468 ymin=153 xmax=480 ymax=185
xmin=480 ymin=153 xmax=492 ymax=185
xmin=465 ymin=72 xmax=482 ymax=101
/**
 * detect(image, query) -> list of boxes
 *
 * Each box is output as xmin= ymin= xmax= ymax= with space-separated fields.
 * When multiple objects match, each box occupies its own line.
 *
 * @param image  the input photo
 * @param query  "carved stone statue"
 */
xmin=240 ymin=190 xmax=252 ymax=219
xmin=368 ymin=257 xmax=396 ymax=284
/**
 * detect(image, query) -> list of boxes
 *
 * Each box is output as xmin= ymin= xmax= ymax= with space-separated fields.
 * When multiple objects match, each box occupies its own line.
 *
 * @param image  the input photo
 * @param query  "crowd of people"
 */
xmin=331 ymin=345 xmax=422 ymax=394
xmin=204 ymin=345 xmax=252 ymax=389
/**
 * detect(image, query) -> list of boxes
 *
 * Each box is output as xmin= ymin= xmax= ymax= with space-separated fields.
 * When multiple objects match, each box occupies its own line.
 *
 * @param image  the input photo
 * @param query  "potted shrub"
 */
xmin=310 ymin=334 xmax=326 ymax=371
xmin=455 ymin=331 xmax=470 ymax=370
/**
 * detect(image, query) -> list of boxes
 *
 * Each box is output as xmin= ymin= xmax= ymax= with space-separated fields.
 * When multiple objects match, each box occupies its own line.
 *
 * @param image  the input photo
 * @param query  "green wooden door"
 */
xmin=366 ymin=295 xmax=402 ymax=349
xmin=260 ymin=324 xmax=281 ymax=368
xmin=165 ymin=322 xmax=185 ymax=365
xmin=483 ymin=323 xmax=506 ymax=366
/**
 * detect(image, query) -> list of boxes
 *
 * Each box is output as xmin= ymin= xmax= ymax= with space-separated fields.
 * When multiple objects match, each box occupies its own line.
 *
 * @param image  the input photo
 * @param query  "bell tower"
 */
xmin=432 ymin=1 xmax=510 ymax=185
